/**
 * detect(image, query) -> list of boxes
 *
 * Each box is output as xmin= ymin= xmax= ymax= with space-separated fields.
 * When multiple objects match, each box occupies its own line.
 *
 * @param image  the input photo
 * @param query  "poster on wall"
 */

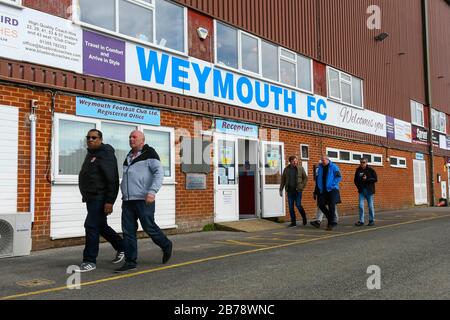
xmin=394 ymin=119 xmax=412 ymax=143
xmin=219 ymin=146 xmax=234 ymax=167
xmin=83 ymin=30 xmax=126 ymax=82
xmin=0 ymin=4 xmax=82 ymax=73
xmin=412 ymin=126 xmax=428 ymax=145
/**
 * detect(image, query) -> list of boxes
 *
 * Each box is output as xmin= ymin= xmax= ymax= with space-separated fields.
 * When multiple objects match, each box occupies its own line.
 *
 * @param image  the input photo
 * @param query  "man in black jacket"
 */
xmin=77 ymin=129 xmax=124 ymax=272
xmin=354 ymin=158 xmax=378 ymax=227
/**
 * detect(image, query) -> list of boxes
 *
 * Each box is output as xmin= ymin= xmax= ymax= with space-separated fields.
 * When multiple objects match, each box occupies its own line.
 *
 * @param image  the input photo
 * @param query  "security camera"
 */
xmin=197 ymin=27 xmax=209 ymax=40
xmin=30 ymin=99 xmax=38 ymax=110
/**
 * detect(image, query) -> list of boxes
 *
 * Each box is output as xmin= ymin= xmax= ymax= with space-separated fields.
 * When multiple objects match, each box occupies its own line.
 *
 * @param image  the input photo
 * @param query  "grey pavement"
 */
xmin=0 ymin=207 xmax=449 ymax=300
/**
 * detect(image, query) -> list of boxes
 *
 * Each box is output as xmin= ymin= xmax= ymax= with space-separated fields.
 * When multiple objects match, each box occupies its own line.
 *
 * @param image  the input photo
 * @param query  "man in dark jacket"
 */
xmin=279 ymin=155 xmax=308 ymax=227
xmin=354 ymin=158 xmax=378 ymax=226
xmin=77 ymin=129 xmax=124 ymax=273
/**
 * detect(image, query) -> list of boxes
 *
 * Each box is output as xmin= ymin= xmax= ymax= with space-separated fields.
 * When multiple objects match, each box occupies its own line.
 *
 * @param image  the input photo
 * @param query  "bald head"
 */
xmin=129 ymin=130 xmax=145 ymax=152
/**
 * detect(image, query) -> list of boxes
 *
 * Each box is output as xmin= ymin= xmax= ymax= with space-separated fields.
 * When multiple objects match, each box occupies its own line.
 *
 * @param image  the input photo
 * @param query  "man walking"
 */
xmin=317 ymin=156 xmax=342 ymax=231
xmin=115 ymin=130 xmax=173 ymax=273
xmin=354 ymin=158 xmax=378 ymax=226
xmin=77 ymin=129 xmax=124 ymax=273
xmin=280 ymin=155 xmax=308 ymax=227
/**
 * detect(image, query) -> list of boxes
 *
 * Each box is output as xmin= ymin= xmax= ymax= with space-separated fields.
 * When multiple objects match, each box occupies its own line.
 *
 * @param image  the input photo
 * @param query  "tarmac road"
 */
xmin=0 ymin=208 xmax=449 ymax=300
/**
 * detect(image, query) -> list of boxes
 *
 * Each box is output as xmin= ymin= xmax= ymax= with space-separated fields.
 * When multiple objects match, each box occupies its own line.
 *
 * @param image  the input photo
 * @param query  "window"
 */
xmin=431 ymin=109 xmax=446 ymax=133
xmin=327 ymin=67 xmax=363 ymax=108
xmin=0 ymin=0 xmax=22 ymax=6
xmin=300 ymin=144 xmax=309 ymax=160
xmin=411 ymin=100 xmax=424 ymax=127
xmin=326 ymin=148 xmax=383 ymax=166
xmin=54 ymin=114 xmax=175 ymax=182
xmin=77 ymin=0 xmax=186 ymax=53
xmin=216 ymin=22 xmax=238 ymax=69
xmin=262 ymin=41 xmax=279 ymax=81
xmin=390 ymin=156 xmax=407 ymax=169
xmin=240 ymin=33 xmax=259 ymax=74
xmin=215 ymin=21 xmax=312 ymax=92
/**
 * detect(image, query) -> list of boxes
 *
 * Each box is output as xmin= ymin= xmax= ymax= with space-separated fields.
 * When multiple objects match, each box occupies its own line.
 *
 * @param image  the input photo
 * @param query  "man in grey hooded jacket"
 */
xmin=115 ymin=130 xmax=173 ymax=273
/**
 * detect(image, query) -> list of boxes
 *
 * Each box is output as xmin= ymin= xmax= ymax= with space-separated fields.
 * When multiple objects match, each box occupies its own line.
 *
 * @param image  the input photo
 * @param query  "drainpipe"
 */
xmin=422 ymin=0 xmax=436 ymax=206
xmin=29 ymin=99 xmax=38 ymax=223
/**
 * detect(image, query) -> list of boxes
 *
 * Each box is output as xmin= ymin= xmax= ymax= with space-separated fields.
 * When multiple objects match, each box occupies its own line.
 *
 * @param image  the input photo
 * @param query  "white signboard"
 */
xmin=0 ymin=4 xmax=82 ymax=73
xmin=394 ymin=119 xmax=412 ymax=143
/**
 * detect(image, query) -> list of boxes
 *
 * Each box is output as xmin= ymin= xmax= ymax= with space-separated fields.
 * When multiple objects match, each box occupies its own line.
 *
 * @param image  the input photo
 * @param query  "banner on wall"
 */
xmin=0 ymin=4 xmax=82 ymax=73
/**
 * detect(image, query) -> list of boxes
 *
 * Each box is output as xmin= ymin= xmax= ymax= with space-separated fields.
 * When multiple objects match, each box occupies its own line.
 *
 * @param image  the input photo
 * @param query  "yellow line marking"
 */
xmin=214 ymin=240 xmax=273 ymax=248
xmin=248 ymin=236 xmax=303 ymax=243
xmin=2 ymin=214 xmax=449 ymax=301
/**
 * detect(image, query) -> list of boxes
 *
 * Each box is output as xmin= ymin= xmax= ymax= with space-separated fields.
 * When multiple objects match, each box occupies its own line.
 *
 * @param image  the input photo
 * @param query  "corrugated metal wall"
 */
xmin=429 ymin=0 xmax=450 ymax=114
xmin=176 ymin=0 xmax=430 ymax=121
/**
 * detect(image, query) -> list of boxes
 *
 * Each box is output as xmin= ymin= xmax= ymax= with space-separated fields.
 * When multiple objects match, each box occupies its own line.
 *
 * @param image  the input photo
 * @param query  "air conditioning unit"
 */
xmin=0 ymin=213 xmax=32 ymax=259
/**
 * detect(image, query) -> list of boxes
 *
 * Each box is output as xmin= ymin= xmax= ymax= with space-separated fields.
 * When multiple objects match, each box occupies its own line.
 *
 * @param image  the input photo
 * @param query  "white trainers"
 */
xmin=75 ymin=262 xmax=96 ymax=273
xmin=112 ymin=251 xmax=125 ymax=264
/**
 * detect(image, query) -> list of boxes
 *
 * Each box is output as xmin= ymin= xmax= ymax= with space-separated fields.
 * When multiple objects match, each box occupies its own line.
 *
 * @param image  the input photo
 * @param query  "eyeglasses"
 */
xmin=86 ymin=136 xmax=99 ymax=141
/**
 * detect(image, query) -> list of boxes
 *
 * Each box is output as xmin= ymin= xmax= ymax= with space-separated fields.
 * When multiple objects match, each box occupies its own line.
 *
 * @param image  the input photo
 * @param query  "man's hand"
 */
xmin=146 ymin=193 xmax=156 ymax=205
xmin=104 ymin=203 xmax=113 ymax=216
xmin=279 ymin=190 xmax=283 ymax=197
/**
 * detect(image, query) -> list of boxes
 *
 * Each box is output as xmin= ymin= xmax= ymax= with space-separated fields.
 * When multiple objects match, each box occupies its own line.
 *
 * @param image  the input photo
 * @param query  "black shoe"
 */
xmin=310 ymin=221 xmax=321 ymax=229
xmin=367 ymin=221 xmax=375 ymax=226
xmin=288 ymin=223 xmax=297 ymax=228
xmin=302 ymin=216 xmax=308 ymax=226
xmin=114 ymin=263 xmax=137 ymax=273
xmin=162 ymin=241 xmax=173 ymax=264
xmin=355 ymin=221 xmax=365 ymax=227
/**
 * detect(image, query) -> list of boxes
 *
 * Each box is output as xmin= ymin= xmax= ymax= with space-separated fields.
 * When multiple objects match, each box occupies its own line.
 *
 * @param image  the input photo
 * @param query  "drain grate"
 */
xmin=16 ymin=279 xmax=56 ymax=288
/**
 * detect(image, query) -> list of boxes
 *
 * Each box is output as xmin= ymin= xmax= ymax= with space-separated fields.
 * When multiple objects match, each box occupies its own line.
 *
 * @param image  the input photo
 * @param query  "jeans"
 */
xmin=122 ymin=200 xmax=171 ymax=266
xmin=358 ymin=189 xmax=375 ymax=223
xmin=318 ymin=190 xmax=339 ymax=226
xmin=315 ymin=207 xmax=339 ymax=223
xmin=83 ymin=200 xmax=124 ymax=264
xmin=287 ymin=191 xmax=307 ymax=224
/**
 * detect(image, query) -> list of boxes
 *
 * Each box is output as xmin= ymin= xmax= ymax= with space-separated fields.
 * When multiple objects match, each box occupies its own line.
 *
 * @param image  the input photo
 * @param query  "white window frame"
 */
xmin=431 ymin=108 xmax=447 ymax=134
xmin=214 ymin=20 xmax=314 ymax=95
xmin=326 ymin=148 xmax=383 ymax=167
xmin=300 ymin=144 xmax=309 ymax=160
xmin=73 ymin=0 xmax=188 ymax=56
xmin=390 ymin=156 xmax=407 ymax=169
xmin=327 ymin=66 xmax=364 ymax=109
xmin=53 ymin=113 xmax=176 ymax=184
xmin=0 ymin=0 xmax=22 ymax=8
xmin=411 ymin=100 xmax=425 ymax=127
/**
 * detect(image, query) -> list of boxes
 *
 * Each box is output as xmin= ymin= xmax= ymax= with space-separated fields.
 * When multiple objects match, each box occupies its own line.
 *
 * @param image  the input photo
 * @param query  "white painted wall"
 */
xmin=0 ymin=106 xmax=18 ymax=214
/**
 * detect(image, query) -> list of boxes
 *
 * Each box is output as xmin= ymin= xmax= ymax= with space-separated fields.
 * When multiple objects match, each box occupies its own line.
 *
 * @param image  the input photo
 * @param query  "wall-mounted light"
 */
xmin=374 ymin=32 xmax=389 ymax=42
xmin=197 ymin=27 xmax=209 ymax=40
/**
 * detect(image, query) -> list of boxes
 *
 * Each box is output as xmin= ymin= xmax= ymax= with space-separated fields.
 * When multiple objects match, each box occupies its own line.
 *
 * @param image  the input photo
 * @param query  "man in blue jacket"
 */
xmin=317 ymin=155 xmax=342 ymax=231
xmin=115 ymin=130 xmax=173 ymax=273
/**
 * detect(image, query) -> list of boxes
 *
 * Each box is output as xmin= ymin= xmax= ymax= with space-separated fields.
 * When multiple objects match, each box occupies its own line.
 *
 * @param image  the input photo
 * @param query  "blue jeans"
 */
xmin=287 ymin=191 xmax=306 ymax=224
xmin=83 ymin=200 xmax=124 ymax=264
xmin=359 ymin=189 xmax=375 ymax=223
xmin=122 ymin=200 xmax=171 ymax=266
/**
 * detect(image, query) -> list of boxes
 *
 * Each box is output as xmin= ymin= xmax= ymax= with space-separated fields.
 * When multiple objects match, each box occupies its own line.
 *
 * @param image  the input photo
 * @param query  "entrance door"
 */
xmin=260 ymin=141 xmax=285 ymax=218
xmin=214 ymin=134 xmax=239 ymax=222
xmin=413 ymin=160 xmax=428 ymax=205
xmin=238 ymin=139 xmax=258 ymax=219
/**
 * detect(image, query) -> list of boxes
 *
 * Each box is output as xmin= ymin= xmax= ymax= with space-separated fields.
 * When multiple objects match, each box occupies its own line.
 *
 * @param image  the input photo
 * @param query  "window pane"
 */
xmin=264 ymin=144 xmax=282 ymax=185
xmin=353 ymin=153 xmax=362 ymax=161
xmin=363 ymin=154 xmax=372 ymax=163
xmin=374 ymin=156 xmax=382 ymax=163
xmin=102 ymin=122 xmax=137 ymax=179
xmin=297 ymin=55 xmax=312 ymax=91
xmin=352 ymin=77 xmax=362 ymax=107
xmin=328 ymin=151 xmax=338 ymax=159
xmin=280 ymin=60 xmax=296 ymax=87
xmin=329 ymin=69 xmax=340 ymax=99
xmin=280 ymin=49 xmax=295 ymax=60
xmin=156 ymin=0 xmax=185 ymax=52
xmin=241 ymin=34 xmax=259 ymax=73
xmin=217 ymin=23 xmax=238 ymax=69
xmin=417 ymin=107 xmax=424 ymax=126
xmin=59 ymin=120 xmax=95 ymax=175
xmin=262 ymin=41 xmax=279 ymax=81
xmin=144 ymin=130 xmax=171 ymax=177
xmin=390 ymin=157 xmax=398 ymax=166
xmin=341 ymin=82 xmax=352 ymax=104
xmin=79 ymin=0 xmax=115 ymax=31
xmin=341 ymin=74 xmax=351 ymax=82
xmin=218 ymin=139 xmax=236 ymax=185
xmin=339 ymin=151 xmax=350 ymax=161
xmin=119 ymin=0 xmax=153 ymax=42
xmin=439 ymin=113 xmax=446 ymax=132
xmin=411 ymin=101 xmax=417 ymax=124
xmin=399 ymin=159 xmax=406 ymax=166
xmin=301 ymin=145 xmax=309 ymax=159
